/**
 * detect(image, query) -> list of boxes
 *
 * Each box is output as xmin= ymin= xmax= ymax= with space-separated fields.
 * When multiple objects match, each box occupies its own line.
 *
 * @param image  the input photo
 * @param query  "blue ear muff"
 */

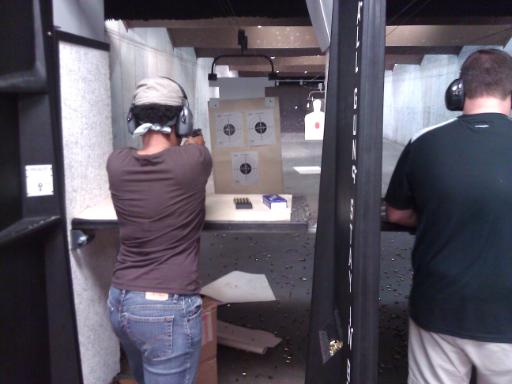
xmin=445 ymin=78 xmax=464 ymax=111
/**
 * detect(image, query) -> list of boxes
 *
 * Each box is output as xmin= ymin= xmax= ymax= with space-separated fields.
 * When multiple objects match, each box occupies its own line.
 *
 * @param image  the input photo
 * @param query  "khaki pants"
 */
xmin=408 ymin=320 xmax=512 ymax=384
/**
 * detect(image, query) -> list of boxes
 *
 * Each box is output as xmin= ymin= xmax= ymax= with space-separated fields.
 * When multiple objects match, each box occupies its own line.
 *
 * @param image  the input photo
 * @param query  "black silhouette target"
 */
xmin=239 ymin=163 xmax=252 ymax=175
xmin=254 ymin=121 xmax=267 ymax=134
xmin=223 ymin=123 xmax=236 ymax=136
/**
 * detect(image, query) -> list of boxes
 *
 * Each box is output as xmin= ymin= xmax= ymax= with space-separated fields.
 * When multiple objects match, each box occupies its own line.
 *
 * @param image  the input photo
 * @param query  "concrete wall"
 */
xmin=106 ymin=21 xmax=214 ymax=150
xmin=383 ymin=55 xmax=459 ymax=144
xmin=59 ymin=41 xmax=118 ymax=384
xmin=53 ymin=0 xmax=106 ymax=41
xmin=266 ymin=85 xmax=315 ymax=133
xmin=383 ymin=45 xmax=508 ymax=145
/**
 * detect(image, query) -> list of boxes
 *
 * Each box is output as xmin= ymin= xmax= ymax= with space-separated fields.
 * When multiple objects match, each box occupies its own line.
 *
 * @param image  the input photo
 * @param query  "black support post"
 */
xmin=306 ymin=0 xmax=385 ymax=383
xmin=0 ymin=1 xmax=83 ymax=382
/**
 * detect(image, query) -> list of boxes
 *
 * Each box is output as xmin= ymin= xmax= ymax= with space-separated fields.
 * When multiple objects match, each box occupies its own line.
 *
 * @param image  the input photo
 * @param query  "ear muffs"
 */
xmin=127 ymin=107 xmax=137 ymax=134
xmin=126 ymin=78 xmax=195 ymax=137
xmin=445 ymin=78 xmax=464 ymax=111
xmin=162 ymin=77 xmax=194 ymax=137
xmin=175 ymin=96 xmax=194 ymax=137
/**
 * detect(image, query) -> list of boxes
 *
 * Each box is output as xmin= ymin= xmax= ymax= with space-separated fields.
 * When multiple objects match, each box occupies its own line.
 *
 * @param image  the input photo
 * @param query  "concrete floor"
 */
xmin=198 ymin=134 xmax=412 ymax=383
xmin=378 ymin=232 xmax=414 ymax=384
xmin=199 ymin=231 xmax=314 ymax=383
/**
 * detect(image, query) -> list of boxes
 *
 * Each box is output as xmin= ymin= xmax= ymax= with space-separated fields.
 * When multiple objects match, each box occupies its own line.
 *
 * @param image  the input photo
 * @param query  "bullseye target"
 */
xmin=247 ymin=110 xmax=276 ymax=146
xmin=231 ymin=152 xmax=259 ymax=185
xmin=215 ymin=112 xmax=243 ymax=147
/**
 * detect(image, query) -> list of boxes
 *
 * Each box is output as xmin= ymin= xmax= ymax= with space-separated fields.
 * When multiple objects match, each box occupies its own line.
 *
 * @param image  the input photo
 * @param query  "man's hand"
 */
xmin=386 ymin=204 xmax=418 ymax=227
xmin=185 ymin=134 xmax=205 ymax=145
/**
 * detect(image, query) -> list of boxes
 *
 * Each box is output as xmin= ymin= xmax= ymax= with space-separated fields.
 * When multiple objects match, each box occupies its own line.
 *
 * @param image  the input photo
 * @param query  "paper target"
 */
xmin=231 ymin=152 xmax=259 ymax=185
xmin=247 ymin=110 xmax=276 ymax=146
xmin=215 ymin=112 xmax=244 ymax=147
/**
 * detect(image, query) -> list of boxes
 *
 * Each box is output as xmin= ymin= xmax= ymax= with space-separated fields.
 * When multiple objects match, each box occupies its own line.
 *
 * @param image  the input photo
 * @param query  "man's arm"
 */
xmin=386 ymin=204 xmax=417 ymax=227
xmin=384 ymin=141 xmax=418 ymax=228
xmin=182 ymin=131 xmax=212 ymax=181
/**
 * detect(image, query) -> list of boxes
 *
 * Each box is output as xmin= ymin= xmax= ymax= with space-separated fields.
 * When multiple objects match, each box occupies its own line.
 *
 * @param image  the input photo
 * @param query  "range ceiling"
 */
xmin=105 ymin=0 xmax=512 ymax=24
xmin=386 ymin=0 xmax=512 ymax=25
xmin=105 ymin=0 xmax=309 ymax=20
xmin=106 ymin=1 xmax=512 ymax=76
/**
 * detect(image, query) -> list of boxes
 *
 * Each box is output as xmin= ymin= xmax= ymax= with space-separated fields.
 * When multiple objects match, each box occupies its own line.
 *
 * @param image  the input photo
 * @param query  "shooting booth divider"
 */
xmin=306 ymin=0 xmax=385 ymax=383
xmin=0 ymin=0 xmax=82 ymax=383
xmin=0 ymin=1 xmax=384 ymax=383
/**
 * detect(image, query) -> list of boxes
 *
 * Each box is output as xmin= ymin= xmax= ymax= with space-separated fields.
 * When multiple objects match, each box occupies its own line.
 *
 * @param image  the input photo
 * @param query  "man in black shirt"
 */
xmin=386 ymin=49 xmax=512 ymax=384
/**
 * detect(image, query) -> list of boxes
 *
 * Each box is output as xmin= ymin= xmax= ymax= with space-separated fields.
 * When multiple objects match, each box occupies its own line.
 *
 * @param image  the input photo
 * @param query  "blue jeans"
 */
xmin=108 ymin=286 xmax=202 ymax=384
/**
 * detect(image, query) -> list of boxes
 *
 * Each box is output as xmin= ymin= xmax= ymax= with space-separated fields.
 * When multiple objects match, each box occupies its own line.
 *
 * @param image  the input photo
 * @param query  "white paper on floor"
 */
xmin=217 ymin=320 xmax=282 ymax=354
xmin=200 ymin=271 xmax=276 ymax=303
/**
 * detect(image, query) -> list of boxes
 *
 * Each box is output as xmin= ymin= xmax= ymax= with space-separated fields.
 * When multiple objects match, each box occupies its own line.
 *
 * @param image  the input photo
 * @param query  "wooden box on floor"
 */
xmin=197 ymin=296 xmax=219 ymax=384
xmin=196 ymin=356 xmax=218 ymax=384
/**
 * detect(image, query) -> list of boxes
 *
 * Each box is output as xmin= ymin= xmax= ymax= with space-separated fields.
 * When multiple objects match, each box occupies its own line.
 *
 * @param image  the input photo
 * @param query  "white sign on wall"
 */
xmin=25 ymin=164 xmax=54 ymax=197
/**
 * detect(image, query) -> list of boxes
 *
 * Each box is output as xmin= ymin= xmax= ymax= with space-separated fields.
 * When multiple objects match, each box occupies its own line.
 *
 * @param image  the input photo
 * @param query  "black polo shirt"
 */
xmin=386 ymin=113 xmax=512 ymax=343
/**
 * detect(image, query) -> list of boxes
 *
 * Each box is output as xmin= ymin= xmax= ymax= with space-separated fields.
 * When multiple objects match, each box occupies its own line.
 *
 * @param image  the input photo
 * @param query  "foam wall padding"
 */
xmin=59 ymin=41 xmax=119 ymax=384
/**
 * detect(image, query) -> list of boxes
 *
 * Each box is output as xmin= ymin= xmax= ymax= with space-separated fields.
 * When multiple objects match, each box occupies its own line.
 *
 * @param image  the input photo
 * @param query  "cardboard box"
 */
xmin=196 ymin=357 xmax=218 ymax=384
xmin=197 ymin=297 xmax=218 ymax=384
xmin=200 ymin=296 xmax=218 ymax=362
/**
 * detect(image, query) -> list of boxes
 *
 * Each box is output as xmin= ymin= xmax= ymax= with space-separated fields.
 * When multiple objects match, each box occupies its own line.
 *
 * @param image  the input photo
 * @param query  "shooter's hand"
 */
xmin=185 ymin=130 xmax=205 ymax=145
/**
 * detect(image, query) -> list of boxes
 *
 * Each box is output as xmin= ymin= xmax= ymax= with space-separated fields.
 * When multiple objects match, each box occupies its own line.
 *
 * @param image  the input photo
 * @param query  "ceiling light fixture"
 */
xmin=208 ymin=29 xmax=279 ymax=82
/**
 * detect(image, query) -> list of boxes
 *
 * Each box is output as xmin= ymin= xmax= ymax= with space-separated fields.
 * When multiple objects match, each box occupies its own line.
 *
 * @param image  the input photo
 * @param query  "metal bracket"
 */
xmin=264 ymin=97 xmax=276 ymax=108
xmin=318 ymin=309 xmax=344 ymax=364
xmin=70 ymin=229 xmax=95 ymax=250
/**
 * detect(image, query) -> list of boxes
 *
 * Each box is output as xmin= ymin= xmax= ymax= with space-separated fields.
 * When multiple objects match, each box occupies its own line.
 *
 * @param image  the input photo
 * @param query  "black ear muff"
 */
xmin=445 ymin=78 xmax=464 ymax=111
xmin=127 ymin=106 xmax=136 ymax=134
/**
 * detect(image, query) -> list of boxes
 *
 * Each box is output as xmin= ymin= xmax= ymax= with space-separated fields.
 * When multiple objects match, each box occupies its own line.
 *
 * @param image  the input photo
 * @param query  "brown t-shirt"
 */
xmin=106 ymin=144 xmax=212 ymax=294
